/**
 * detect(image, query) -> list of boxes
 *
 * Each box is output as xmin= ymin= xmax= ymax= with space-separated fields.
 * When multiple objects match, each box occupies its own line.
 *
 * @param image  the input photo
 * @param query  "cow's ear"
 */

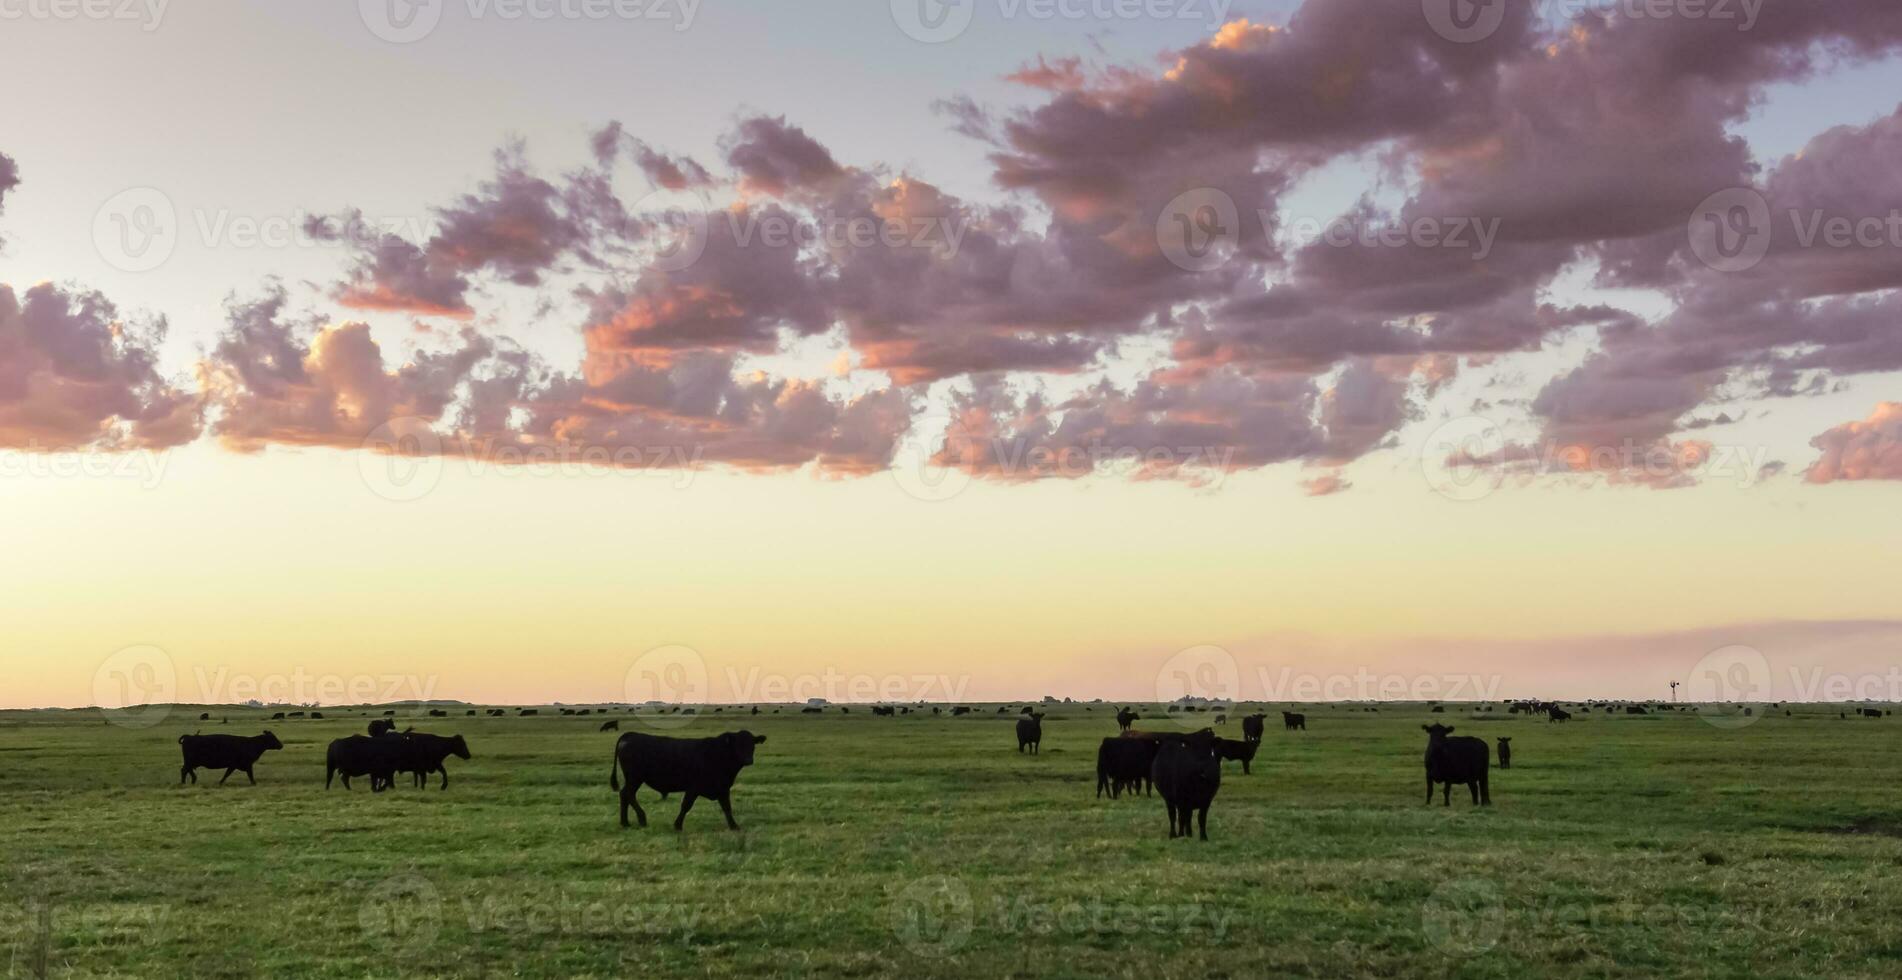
xmin=1421 ymin=725 xmax=1430 ymax=732
xmin=1445 ymin=727 xmax=1455 ymax=734
xmin=753 ymin=735 xmax=767 ymax=745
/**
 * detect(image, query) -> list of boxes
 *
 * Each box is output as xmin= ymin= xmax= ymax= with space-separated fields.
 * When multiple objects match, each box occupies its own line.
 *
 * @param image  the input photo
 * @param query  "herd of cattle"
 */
xmin=172 ymin=698 xmax=1887 ymax=839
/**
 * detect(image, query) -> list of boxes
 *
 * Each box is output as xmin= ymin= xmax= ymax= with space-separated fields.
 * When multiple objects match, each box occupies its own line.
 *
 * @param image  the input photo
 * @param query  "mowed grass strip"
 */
xmin=3 ymin=704 xmax=1901 ymax=978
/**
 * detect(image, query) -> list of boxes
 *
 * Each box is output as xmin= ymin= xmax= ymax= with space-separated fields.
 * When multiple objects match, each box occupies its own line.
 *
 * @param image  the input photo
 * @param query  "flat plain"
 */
xmin=3 ymin=702 xmax=1901 ymax=978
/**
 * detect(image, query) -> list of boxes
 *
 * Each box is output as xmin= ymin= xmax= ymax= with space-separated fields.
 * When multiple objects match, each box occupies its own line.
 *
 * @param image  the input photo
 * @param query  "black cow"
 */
xmin=1240 ymin=714 xmax=1265 ymax=741
xmin=310 ymin=712 xmax=324 ymax=719
xmin=1860 ymin=708 xmax=1883 ymax=719
xmin=199 ymin=712 xmax=210 ymax=721
xmin=1096 ymin=737 xmax=1158 ymax=798
xmin=1496 ymin=737 xmax=1512 ymax=770
xmin=1281 ymin=711 xmax=1306 ymax=731
xmin=383 ymin=710 xmax=396 ymax=717
xmin=519 ymin=708 xmax=539 ymax=716
xmin=179 ymin=732 xmax=282 ymax=785
xmin=801 ymin=707 xmax=823 ymax=714
xmin=270 ymin=712 xmax=286 ymax=720
xmin=1152 ymin=732 xmax=1221 ymax=840
xmin=1016 ymin=714 xmax=1044 ymax=754
xmin=952 ymin=706 xmax=971 ymax=716
xmin=1423 ymin=724 xmax=1490 ymax=806
xmin=610 ymin=730 xmax=767 ymax=831
xmin=872 ymin=706 xmax=896 ymax=717
xmin=368 ymin=718 xmax=396 ymax=737
xmin=1116 ymin=708 xmax=1139 ymax=731
xmin=1547 ymin=706 xmax=1571 ymax=722
xmin=1625 ymin=705 xmax=1648 ymax=715
xmin=600 ymin=719 xmax=620 ymax=731
xmin=1214 ymin=736 xmax=1258 ymax=775
xmin=396 ymin=732 xmax=471 ymax=789
xmin=325 ymin=733 xmax=404 ymax=792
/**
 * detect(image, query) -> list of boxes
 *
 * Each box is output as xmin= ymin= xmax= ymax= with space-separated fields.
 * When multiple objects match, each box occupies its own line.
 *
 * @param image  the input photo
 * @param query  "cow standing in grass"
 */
xmin=1116 ymin=708 xmax=1139 ymax=732
xmin=397 ymin=733 xmax=472 ymax=790
xmin=1496 ymin=737 xmax=1512 ymax=770
xmin=1423 ymin=724 xmax=1490 ymax=807
xmin=179 ymin=732 xmax=283 ymax=785
xmin=1096 ymin=737 xmax=1158 ymax=798
xmin=1016 ymin=713 xmax=1044 ymax=754
xmin=1240 ymin=714 xmax=1265 ymax=742
xmin=1281 ymin=711 xmax=1306 ymax=731
xmin=611 ymin=730 xmax=767 ymax=831
xmin=1215 ymin=737 xmax=1258 ymax=775
xmin=1548 ymin=706 xmax=1572 ymax=723
xmin=325 ymin=733 xmax=404 ymax=792
xmin=1152 ymin=731 xmax=1222 ymax=840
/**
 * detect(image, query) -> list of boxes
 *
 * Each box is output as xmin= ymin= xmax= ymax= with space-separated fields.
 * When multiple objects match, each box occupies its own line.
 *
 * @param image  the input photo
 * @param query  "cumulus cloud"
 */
xmin=1806 ymin=403 xmax=1902 ymax=483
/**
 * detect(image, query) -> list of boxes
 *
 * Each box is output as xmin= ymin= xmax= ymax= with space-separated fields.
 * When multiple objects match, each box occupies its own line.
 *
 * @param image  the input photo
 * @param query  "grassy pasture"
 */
xmin=3 ymin=702 xmax=1902 ymax=978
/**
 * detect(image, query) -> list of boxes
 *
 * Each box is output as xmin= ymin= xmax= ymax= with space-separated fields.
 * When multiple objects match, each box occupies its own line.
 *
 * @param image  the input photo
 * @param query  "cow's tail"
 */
xmin=608 ymin=733 xmax=624 ymax=791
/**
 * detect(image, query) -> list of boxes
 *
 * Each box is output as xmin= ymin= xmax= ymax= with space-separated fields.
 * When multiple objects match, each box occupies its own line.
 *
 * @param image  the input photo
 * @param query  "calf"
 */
xmin=179 ymin=732 xmax=283 ymax=785
xmin=1116 ymin=708 xmax=1139 ymax=732
xmin=1281 ymin=711 xmax=1306 ymax=732
xmin=1422 ymin=724 xmax=1490 ymax=807
xmin=1240 ymin=713 xmax=1265 ymax=742
xmin=1214 ymin=736 xmax=1258 ymax=775
xmin=1152 ymin=731 xmax=1221 ymax=840
xmin=325 ymin=733 xmax=404 ymax=792
xmin=1496 ymin=737 xmax=1512 ymax=770
xmin=368 ymin=718 xmax=396 ymax=737
xmin=396 ymin=732 xmax=472 ymax=789
xmin=1016 ymin=714 xmax=1044 ymax=754
xmin=611 ymin=730 xmax=767 ymax=831
xmin=600 ymin=719 xmax=620 ymax=731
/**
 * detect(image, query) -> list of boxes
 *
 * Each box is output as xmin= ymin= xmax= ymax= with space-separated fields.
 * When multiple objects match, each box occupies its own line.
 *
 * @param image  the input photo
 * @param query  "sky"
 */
xmin=2 ymin=0 xmax=1899 ymax=710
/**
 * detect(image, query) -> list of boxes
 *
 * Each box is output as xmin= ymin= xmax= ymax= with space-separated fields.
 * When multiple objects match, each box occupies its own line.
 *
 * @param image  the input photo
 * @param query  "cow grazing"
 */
xmin=325 ymin=733 xmax=404 ymax=792
xmin=600 ymin=719 xmax=620 ymax=731
xmin=310 ymin=712 xmax=324 ymax=719
xmin=1281 ymin=711 xmax=1306 ymax=732
xmin=872 ymin=706 xmax=896 ymax=717
xmin=1547 ymin=706 xmax=1571 ymax=723
xmin=1625 ymin=705 xmax=1648 ymax=715
xmin=519 ymin=709 xmax=539 ymax=716
xmin=1214 ymin=714 xmax=1227 ymax=725
xmin=801 ymin=707 xmax=823 ymax=714
xmin=1152 ymin=731 xmax=1221 ymax=840
xmin=199 ymin=712 xmax=211 ymax=721
xmin=270 ymin=712 xmax=286 ymax=720
xmin=1422 ymin=724 xmax=1490 ymax=807
xmin=1016 ymin=714 xmax=1044 ymax=754
xmin=1116 ymin=708 xmax=1139 ymax=731
xmin=1496 ymin=737 xmax=1512 ymax=770
xmin=610 ymin=730 xmax=767 ymax=831
xmin=952 ymin=706 xmax=971 ymax=716
xmin=465 ymin=709 xmax=476 ymax=716
xmin=1095 ymin=737 xmax=1158 ymax=798
xmin=1240 ymin=714 xmax=1266 ymax=742
xmin=396 ymin=732 xmax=471 ymax=789
xmin=179 ymin=732 xmax=283 ymax=785
xmin=383 ymin=710 xmax=396 ymax=717
xmin=1215 ymin=737 xmax=1258 ymax=775
xmin=1860 ymin=708 xmax=1883 ymax=719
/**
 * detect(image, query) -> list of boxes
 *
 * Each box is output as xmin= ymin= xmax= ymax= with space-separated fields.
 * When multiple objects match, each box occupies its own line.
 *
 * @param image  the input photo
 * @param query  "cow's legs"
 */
xmin=181 ymin=765 xmax=194 ymax=785
xmin=1196 ymin=806 xmax=1208 ymax=841
xmin=1163 ymin=801 xmax=1178 ymax=838
xmin=1443 ymin=782 xmax=1452 ymax=806
xmin=717 ymin=792 xmax=739 ymax=831
xmin=1479 ymin=773 xmax=1491 ymax=806
xmin=1425 ymin=776 xmax=1434 ymax=805
xmin=219 ymin=767 xmax=236 ymax=785
xmin=245 ymin=767 xmax=256 ymax=785
xmin=438 ymin=767 xmax=449 ymax=791
xmin=674 ymin=792 xmax=698 ymax=831
xmin=1468 ymin=781 xmax=1479 ymax=805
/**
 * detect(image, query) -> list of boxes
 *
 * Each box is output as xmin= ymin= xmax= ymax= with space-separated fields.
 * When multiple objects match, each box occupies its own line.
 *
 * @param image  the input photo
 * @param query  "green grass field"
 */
xmin=4 ymin=702 xmax=1902 ymax=978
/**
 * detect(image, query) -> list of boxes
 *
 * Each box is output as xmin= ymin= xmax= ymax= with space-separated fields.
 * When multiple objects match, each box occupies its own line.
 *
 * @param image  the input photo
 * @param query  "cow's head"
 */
xmin=1422 ymin=724 xmax=1454 ymax=741
xmin=258 ymin=731 xmax=283 ymax=750
xmin=1496 ymin=737 xmax=1511 ymax=744
xmin=450 ymin=735 xmax=472 ymax=760
xmin=725 ymin=731 xmax=767 ymax=767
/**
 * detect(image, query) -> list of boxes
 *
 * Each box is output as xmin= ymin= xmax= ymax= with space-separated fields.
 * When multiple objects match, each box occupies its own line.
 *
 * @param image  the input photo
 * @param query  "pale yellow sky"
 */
xmin=5 ymin=441 xmax=1895 ymax=708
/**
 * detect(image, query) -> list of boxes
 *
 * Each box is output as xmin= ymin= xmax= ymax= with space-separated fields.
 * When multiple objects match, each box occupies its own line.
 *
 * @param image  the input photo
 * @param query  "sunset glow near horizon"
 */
xmin=3 ymin=1 xmax=1900 ymax=711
